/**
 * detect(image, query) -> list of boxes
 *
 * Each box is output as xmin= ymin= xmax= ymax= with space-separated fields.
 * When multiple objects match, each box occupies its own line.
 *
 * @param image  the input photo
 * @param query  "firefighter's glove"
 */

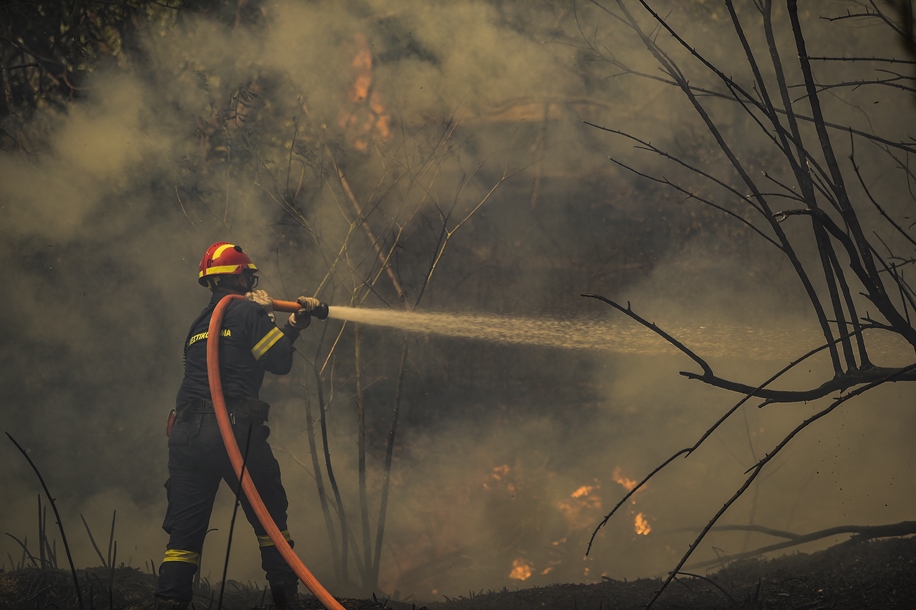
xmin=288 ymin=296 xmax=321 ymax=329
xmin=246 ymin=290 xmax=275 ymax=322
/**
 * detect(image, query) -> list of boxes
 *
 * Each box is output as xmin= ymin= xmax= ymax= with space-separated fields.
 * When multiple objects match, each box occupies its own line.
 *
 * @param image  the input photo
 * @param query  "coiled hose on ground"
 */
xmin=207 ymin=294 xmax=344 ymax=610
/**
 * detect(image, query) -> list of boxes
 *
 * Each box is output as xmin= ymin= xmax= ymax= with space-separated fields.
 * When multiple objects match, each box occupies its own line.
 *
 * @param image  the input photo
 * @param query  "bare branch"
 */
xmin=685 ymin=521 xmax=916 ymax=570
xmin=643 ymin=362 xmax=916 ymax=608
xmin=581 ymin=294 xmax=712 ymax=376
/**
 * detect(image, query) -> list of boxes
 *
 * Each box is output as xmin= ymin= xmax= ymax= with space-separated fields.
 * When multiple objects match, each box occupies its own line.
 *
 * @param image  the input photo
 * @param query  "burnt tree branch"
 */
xmin=582 ymin=293 xmax=912 ymax=402
xmin=581 ymin=293 xmax=712 ymax=376
xmin=584 ymin=299 xmax=876 ymax=554
xmin=644 ymin=362 xmax=916 ymax=608
xmin=774 ymin=206 xmax=916 ymax=347
xmin=686 ymin=521 xmax=916 ymax=570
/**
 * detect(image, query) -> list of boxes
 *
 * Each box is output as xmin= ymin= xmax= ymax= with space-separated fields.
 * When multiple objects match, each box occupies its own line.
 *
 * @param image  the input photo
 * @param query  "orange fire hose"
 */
xmin=270 ymin=299 xmax=319 ymax=315
xmin=207 ymin=294 xmax=345 ymax=610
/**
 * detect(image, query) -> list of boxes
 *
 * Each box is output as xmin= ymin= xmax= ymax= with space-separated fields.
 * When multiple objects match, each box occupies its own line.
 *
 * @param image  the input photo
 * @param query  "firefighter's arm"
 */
xmin=246 ymin=299 xmax=297 ymax=375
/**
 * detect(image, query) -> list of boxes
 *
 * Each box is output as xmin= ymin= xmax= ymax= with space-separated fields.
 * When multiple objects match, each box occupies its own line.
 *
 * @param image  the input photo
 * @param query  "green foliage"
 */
xmin=2 ymin=1 xmax=139 ymax=115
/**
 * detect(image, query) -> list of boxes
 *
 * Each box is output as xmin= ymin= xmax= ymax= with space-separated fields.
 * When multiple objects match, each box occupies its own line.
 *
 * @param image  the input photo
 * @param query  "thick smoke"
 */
xmin=1 ymin=0 xmax=914 ymax=602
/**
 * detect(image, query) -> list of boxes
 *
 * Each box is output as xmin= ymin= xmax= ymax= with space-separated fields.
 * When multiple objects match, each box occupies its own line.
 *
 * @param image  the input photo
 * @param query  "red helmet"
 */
xmin=198 ymin=242 xmax=257 ymax=286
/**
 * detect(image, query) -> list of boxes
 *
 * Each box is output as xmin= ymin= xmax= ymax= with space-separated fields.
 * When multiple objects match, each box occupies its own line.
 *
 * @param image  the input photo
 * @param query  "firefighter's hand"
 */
xmin=246 ymin=290 xmax=275 ymax=321
xmin=288 ymin=296 xmax=321 ymax=329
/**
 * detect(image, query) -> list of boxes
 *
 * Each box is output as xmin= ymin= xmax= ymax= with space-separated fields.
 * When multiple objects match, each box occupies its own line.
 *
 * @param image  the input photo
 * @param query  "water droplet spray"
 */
xmin=322 ymin=306 xmax=912 ymax=362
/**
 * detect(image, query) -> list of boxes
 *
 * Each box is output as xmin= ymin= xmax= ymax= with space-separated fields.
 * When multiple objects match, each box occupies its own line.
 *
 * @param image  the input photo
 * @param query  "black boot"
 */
xmin=269 ymin=580 xmax=299 ymax=609
xmin=153 ymin=597 xmax=190 ymax=610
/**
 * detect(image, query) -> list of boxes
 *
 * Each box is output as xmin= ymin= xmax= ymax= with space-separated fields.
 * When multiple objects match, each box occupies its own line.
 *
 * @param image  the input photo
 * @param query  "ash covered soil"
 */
xmin=1 ymin=536 xmax=913 ymax=609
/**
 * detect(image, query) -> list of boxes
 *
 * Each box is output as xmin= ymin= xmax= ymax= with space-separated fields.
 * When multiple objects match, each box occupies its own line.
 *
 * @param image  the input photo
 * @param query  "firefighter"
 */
xmin=154 ymin=242 xmax=320 ymax=610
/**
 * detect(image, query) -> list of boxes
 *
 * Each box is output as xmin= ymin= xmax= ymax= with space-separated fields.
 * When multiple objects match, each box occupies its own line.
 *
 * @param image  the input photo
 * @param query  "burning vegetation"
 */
xmin=338 ymin=33 xmax=392 ymax=152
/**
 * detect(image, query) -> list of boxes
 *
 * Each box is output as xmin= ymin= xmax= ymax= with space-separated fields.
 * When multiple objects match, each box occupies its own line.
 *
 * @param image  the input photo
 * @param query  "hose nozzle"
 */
xmin=312 ymin=303 xmax=329 ymax=320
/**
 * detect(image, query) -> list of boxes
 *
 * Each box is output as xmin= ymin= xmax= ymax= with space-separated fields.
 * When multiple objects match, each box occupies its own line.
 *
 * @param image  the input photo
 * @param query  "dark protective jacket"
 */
xmin=175 ymin=289 xmax=300 ymax=406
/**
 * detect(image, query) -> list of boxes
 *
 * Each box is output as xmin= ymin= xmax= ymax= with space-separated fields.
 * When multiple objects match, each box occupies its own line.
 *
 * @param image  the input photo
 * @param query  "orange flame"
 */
xmin=338 ymin=33 xmax=391 ymax=151
xmin=634 ymin=512 xmax=651 ymax=535
xmin=509 ymin=558 xmax=533 ymax=581
xmin=348 ymin=48 xmax=372 ymax=104
xmin=571 ymin=484 xmax=594 ymax=499
xmin=490 ymin=464 xmax=510 ymax=480
xmin=556 ymin=483 xmax=602 ymax=529
xmin=483 ymin=464 xmax=513 ymax=491
xmin=612 ymin=466 xmax=638 ymax=491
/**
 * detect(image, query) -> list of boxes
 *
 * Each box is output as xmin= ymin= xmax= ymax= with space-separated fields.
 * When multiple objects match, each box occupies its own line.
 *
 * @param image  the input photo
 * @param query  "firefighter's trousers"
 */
xmin=154 ymin=411 xmax=297 ymax=604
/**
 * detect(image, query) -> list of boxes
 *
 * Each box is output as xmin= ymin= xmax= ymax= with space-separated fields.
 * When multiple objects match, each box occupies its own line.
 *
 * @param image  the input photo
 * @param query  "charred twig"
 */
xmin=80 ymin=515 xmax=108 ymax=568
xmin=5 ymin=533 xmax=39 ymax=568
xmin=301 ymin=370 xmax=341 ymax=574
xmin=581 ymin=294 xmax=712 ymax=376
xmin=325 ymin=146 xmax=405 ymax=304
xmin=709 ymin=523 xmax=800 ymax=539
xmin=643 ymin=362 xmax=916 ymax=609
xmin=584 ymin=123 xmax=768 ymax=216
xmin=674 ymin=572 xmax=737 ymax=605
xmin=612 ymin=0 xmax=845 ymax=370
xmin=686 ymin=521 xmax=916 ymax=570
xmin=680 ymin=365 xmax=916 ymax=402
xmin=415 ymin=149 xmax=523 ymax=308
xmin=789 ymin=0 xmax=913 ymax=348
xmin=585 ymin=321 xmax=879 ymax=554
xmin=599 ymin=149 xmax=781 ymax=247
xmin=106 ymin=511 xmax=116 ymax=576
xmin=38 ymin=496 xmax=46 ymax=569
xmin=807 ymin=55 xmax=916 ymax=64
xmin=6 ymin=432 xmax=84 ymax=610
xmin=775 ymin=205 xmax=916 ymax=347
xmin=851 ymin=145 xmax=916 ymax=251
xmin=806 ymin=72 xmax=916 ymax=95
xmin=371 ymin=337 xmax=409 ymax=587
xmin=581 ymin=5 xmax=916 ymax=154
xmin=47 ymin=534 xmax=57 ymax=570
xmin=583 ymin=293 xmax=913 ymax=400
xmin=315 ymin=358 xmax=351 ymax=584
xmin=218 ymin=422 xmax=254 ymax=610
xmin=355 ymin=325 xmax=371 ymax=584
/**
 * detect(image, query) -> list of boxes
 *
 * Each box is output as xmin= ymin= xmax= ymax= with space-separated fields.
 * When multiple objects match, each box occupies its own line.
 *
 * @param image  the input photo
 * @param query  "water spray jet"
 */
xmin=274 ymin=300 xmax=912 ymax=362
